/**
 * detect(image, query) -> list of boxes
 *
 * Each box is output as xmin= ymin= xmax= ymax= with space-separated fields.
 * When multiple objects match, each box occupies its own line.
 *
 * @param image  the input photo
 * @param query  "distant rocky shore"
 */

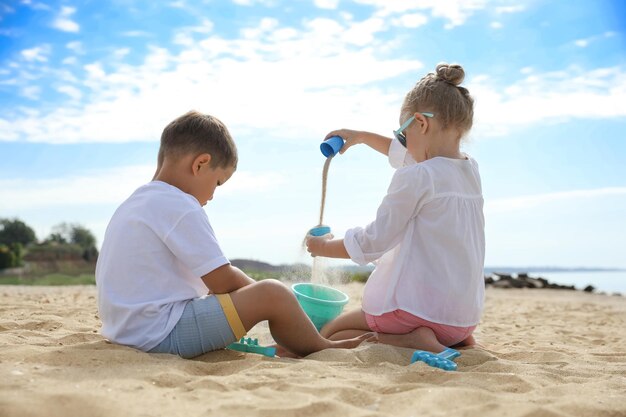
xmin=228 ymin=260 xmax=622 ymax=296
xmin=485 ymin=272 xmax=621 ymax=296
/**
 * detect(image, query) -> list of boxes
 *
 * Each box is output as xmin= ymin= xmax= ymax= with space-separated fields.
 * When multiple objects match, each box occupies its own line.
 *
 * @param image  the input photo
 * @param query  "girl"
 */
xmin=306 ymin=63 xmax=484 ymax=353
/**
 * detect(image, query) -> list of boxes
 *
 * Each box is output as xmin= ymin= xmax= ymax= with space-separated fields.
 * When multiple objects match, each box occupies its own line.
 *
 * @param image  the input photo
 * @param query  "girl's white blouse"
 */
xmin=343 ymin=139 xmax=485 ymax=326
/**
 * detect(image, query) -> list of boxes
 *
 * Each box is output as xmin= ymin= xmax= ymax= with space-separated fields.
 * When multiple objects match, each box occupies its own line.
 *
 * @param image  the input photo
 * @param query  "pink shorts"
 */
xmin=364 ymin=309 xmax=476 ymax=347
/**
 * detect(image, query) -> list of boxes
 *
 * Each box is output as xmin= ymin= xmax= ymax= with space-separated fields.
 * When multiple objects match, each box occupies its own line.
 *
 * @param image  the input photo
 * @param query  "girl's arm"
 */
xmin=306 ymin=236 xmax=349 ymax=259
xmin=325 ymin=129 xmax=392 ymax=156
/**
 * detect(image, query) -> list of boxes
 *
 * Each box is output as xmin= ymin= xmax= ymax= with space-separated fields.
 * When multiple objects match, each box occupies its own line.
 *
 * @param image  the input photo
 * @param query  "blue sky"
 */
xmin=1 ymin=0 xmax=625 ymax=268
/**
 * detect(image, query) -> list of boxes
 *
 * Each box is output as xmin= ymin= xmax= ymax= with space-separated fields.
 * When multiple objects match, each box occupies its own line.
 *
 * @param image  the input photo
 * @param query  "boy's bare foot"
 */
xmin=273 ymin=345 xmax=301 ymax=359
xmin=272 ymin=333 xmax=375 ymax=358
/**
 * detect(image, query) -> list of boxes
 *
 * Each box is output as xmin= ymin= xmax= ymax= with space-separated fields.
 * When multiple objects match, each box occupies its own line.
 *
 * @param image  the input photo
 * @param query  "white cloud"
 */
xmin=342 ymin=17 xmax=386 ymax=46
xmin=21 ymin=0 xmax=50 ymax=11
xmin=4 ymin=59 xmax=623 ymax=143
xmin=1 ymin=3 xmax=14 ymax=15
xmin=174 ymin=18 xmax=214 ymax=45
xmin=574 ymin=31 xmax=617 ymax=48
xmin=314 ymin=0 xmax=340 ymax=9
xmin=21 ymin=85 xmax=41 ymax=100
xmin=231 ymin=0 xmax=276 ymax=6
xmin=471 ymin=66 xmax=626 ymax=137
xmin=168 ymin=0 xmax=187 ymax=8
xmin=20 ymin=45 xmax=51 ymax=62
xmin=3 ymin=8 xmax=624 ymax=145
xmin=353 ymin=0 xmax=491 ymax=28
xmin=495 ymin=5 xmax=525 ymax=14
xmin=348 ymin=0 xmax=525 ymax=29
xmin=485 ymin=187 xmax=626 ymax=213
xmin=62 ymin=56 xmax=78 ymax=65
xmin=0 ymin=17 xmax=422 ymax=144
xmin=113 ymin=48 xmax=131 ymax=59
xmin=490 ymin=21 xmax=502 ymax=29
xmin=241 ymin=17 xmax=278 ymax=39
xmin=393 ymin=13 xmax=428 ymax=28
xmin=51 ymin=6 xmax=80 ymax=33
xmin=122 ymin=30 xmax=151 ymax=37
xmin=57 ymin=85 xmax=82 ymax=100
xmin=66 ymin=41 xmax=84 ymax=54
xmin=520 ymin=66 xmax=533 ymax=74
xmin=0 ymin=166 xmax=288 ymax=211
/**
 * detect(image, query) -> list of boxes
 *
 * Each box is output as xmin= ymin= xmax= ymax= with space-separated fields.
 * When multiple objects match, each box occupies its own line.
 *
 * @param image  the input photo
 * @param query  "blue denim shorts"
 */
xmin=149 ymin=294 xmax=246 ymax=359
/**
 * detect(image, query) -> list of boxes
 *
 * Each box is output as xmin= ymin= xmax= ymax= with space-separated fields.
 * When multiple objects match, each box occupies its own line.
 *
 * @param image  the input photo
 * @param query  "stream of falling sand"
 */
xmin=310 ymin=155 xmax=334 ymax=285
xmin=318 ymin=155 xmax=333 ymax=226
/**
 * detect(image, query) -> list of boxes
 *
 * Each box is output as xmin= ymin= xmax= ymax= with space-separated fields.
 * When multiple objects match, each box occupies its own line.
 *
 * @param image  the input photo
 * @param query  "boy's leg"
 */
xmin=228 ymin=280 xmax=371 ymax=357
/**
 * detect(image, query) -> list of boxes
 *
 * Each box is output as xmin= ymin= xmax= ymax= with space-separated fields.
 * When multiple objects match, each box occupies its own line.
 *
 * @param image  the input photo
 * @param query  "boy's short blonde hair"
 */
xmin=158 ymin=111 xmax=238 ymax=169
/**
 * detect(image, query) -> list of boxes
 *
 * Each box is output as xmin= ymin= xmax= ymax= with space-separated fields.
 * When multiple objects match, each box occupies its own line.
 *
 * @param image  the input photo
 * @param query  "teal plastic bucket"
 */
xmin=292 ymin=283 xmax=349 ymax=331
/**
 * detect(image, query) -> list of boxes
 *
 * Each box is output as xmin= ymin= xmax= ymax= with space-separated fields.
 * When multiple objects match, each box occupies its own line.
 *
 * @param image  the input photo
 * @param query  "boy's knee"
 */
xmin=255 ymin=279 xmax=293 ymax=301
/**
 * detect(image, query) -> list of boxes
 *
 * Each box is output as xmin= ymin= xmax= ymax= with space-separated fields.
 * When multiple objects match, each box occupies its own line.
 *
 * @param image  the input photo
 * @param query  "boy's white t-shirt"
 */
xmin=344 ymin=139 xmax=486 ymax=327
xmin=96 ymin=181 xmax=229 ymax=351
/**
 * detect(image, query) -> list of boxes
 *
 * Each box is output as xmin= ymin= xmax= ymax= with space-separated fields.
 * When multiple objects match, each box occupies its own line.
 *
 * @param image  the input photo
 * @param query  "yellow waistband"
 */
xmin=215 ymin=293 xmax=247 ymax=340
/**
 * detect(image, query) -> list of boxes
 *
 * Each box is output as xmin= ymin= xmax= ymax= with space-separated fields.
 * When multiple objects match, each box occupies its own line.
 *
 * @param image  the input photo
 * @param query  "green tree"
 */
xmin=45 ymin=232 xmax=67 ymax=244
xmin=46 ymin=223 xmax=99 ymax=262
xmin=47 ymin=223 xmax=72 ymax=244
xmin=0 ymin=245 xmax=17 ymax=269
xmin=70 ymin=225 xmax=97 ymax=250
xmin=9 ymin=243 xmax=23 ymax=266
xmin=0 ymin=218 xmax=37 ymax=247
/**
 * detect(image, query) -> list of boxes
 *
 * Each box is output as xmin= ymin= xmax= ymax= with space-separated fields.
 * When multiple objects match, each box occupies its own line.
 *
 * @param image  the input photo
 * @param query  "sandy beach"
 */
xmin=1 ymin=282 xmax=625 ymax=417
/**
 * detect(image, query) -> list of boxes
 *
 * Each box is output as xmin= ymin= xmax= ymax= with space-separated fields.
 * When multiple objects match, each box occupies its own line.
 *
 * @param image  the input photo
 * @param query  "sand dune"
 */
xmin=1 ymin=283 xmax=625 ymax=417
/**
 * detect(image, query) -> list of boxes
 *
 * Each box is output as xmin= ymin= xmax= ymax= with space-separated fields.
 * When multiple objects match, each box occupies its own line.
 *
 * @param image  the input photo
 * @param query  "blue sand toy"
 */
xmin=410 ymin=348 xmax=461 ymax=371
xmin=308 ymin=225 xmax=331 ymax=237
xmin=227 ymin=337 xmax=276 ymax=358
xmin=320 ymin=136 xmax=344 ymax=157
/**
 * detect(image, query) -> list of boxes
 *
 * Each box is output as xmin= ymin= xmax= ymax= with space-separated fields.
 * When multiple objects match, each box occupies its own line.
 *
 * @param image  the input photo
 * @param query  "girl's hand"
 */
xmin=305 ymin=234 xmax=334 ymax=257
xmin=325 ymin=129 xmax=364 ymax=155
xmin=325 ymin=129 xmax=392 ymax=157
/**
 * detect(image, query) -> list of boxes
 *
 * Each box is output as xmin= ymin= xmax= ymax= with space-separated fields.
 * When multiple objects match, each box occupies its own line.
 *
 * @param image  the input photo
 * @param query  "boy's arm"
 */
xmin=202 ymin=264 xmax=256 ymax=294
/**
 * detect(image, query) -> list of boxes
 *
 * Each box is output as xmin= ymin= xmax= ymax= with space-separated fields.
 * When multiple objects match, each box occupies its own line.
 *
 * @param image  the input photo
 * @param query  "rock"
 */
xmin=521 ymin=277 xmax=545 ymax=289
xmin=484 ymin=272 xmax=594 ymax=294
xmin=491 ymin=279 xmax=513 ymax=288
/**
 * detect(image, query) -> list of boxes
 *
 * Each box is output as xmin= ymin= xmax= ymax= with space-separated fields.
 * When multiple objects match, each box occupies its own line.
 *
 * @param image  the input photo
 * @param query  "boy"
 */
xmin=96 ymin=110 xmax=370 ymax=358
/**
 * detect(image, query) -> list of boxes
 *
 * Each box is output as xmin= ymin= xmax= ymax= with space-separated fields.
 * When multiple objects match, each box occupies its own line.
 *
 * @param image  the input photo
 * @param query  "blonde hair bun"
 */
xmin=435 ymin=63 xmax=465 ymax=86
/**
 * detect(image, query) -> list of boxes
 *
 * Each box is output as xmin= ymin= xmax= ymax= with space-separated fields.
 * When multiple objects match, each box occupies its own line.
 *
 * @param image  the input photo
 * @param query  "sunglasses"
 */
xmin=393 ymin=112 xmax=434 ymax=147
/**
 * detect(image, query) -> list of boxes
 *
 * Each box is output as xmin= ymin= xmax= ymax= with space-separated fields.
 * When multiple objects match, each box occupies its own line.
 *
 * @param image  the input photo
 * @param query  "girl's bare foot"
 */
xmin=452 ymin=334 xmax=477 ymax=348
xmin=329 ymin=332 xmax=376 ymax=349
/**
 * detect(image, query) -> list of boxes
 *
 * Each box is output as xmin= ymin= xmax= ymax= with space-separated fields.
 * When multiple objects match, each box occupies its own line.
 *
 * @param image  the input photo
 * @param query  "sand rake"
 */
xmin=410 ymin=347 xmax=461 ymax=371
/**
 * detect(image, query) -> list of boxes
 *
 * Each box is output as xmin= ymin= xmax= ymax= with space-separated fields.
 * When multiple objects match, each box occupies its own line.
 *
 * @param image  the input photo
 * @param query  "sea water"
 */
xmin=530 ymin=270 xmax=626 ymax=295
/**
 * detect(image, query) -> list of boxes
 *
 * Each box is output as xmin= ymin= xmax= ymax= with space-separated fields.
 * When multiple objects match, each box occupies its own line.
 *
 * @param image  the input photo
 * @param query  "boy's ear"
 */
xmin=191 ymin=153 xmax=212 ymax=176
